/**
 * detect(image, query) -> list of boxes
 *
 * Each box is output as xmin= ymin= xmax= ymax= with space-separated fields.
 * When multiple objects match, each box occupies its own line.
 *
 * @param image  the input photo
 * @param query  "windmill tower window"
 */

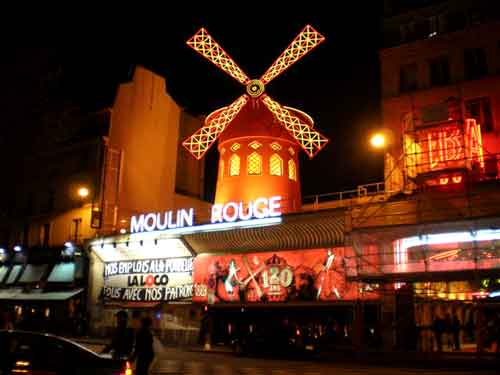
xmin=288 ymin=159 xmax=297 ymax=181
xmin=270 ymin=142 xmax=282 ymax=151
xmin=230 ymin=143 xmax=241 ymax=152
xmin=229 ymin=154 xmax=240 ymax=176
xmin=247 ymin=152 xmax=262 ymax=175
xmin=270 ymin=154 xmax=283 ymax=176
xmin=219 ymin=159 xmax=225 ymax=180
xmin=288 ymin=147 xmax=295 ymax=156
xmin=249 ymin=141 xmax=262 ymax=150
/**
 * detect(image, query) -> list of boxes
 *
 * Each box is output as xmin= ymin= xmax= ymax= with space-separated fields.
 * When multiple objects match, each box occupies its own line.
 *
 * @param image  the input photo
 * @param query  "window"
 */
xmin=288 ymin=147 xmax=295 ymax=156
xmin=248 ymin=141 xmax=262 ymax=150
xmin=465 ymin=98 xmax=494 ymax=132
xmin=247 ymin=152 xmax=262 ymax=175
xmin=447 ymin=12 xmax=466 ymax=32
xmin=71 ymin=218 xmax=82 ymax=243
xmin=464 ymin=48 xmax=487 ymax=80
xmin=429 ymin=56 xmax=450 ymax=86
xmin=230 ymin=143 xmax=241 ymax=152
xmin=288 ymin=159 xmax=297 ymax=181
xmin=40 ymin=223 xmax=50 ymax=247
xmin=400 ymin=63 xmax=418 ymax=93
xmin=219 ymin=159 xmax=224 ymax=180
xmin=270 ymin=154 xmax=283 ymax=176
xmin=428 ymin=16 xmax=438 ymax=38
xmin=229 ymin=154 xmax=240 ymax=176
xmin=270 ymin=142 xmax=282 ymax=151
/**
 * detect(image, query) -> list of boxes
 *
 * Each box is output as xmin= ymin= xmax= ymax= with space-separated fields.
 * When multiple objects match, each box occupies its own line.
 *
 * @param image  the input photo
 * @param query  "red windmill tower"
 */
xmin=183 ymin=25 xmax=328 ymax=213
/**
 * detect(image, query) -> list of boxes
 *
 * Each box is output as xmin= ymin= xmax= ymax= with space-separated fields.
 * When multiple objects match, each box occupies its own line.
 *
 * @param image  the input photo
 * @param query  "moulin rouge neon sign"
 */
xmin=416 ymin=119 xmax=484 ymax=172
xmin=130 ymin=196 xmax=282 ymax=234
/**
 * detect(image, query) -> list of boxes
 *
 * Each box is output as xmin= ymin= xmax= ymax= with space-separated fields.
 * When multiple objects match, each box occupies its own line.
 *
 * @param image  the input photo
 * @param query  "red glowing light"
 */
xmin=439 ymin=177 xmax=449 ymax=185
xmin=412 ymin=119 xmax=484 ymax=174
xmin=452 ymin=175 xmax=462 ymax=183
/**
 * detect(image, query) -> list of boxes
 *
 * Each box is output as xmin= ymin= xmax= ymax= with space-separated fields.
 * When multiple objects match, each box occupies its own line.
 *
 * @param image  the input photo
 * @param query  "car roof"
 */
xmin=0 ymin=330 xmax=101 ymax=357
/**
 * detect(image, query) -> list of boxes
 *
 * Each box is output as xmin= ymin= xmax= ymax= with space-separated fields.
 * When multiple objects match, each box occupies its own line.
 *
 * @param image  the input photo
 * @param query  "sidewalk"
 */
xmin=70 ymin=336 xmax=500 ymax=370
xmin=185 ymin=344 xmax=500 ymax=370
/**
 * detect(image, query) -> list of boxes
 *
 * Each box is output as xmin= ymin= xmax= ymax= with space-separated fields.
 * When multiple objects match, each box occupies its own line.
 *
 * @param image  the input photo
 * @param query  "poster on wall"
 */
xmin=193 ymin=248 xmax=378 ymax=304
xmin=102 ymin=257 xmax=193 ymax=303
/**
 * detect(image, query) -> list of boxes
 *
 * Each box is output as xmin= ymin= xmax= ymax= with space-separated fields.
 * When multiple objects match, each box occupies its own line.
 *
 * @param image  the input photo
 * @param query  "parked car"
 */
xmin=0 ymin=330 xmax=132 ymax=375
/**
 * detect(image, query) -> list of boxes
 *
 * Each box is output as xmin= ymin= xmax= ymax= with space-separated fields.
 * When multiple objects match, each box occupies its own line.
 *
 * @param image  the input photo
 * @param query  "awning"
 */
xmin=0 ymin=288 xmax=84 ymax=301
xmin=6 ymin=265 xmax=23 ymax=284
xmin=183 ymin=209 xmax=345 ymax=254
xmin=19 ymin=264 xmax=48 ymax=283
xmin=48 ymin=263 xmax=75 ymax=283
xmin=0 ymin=266 xmax=9 ymax=283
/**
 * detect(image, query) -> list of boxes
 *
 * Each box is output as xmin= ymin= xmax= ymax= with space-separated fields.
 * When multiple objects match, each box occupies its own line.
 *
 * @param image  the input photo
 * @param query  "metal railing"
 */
xmin=303 ymin=182 xmax=387 ymax=207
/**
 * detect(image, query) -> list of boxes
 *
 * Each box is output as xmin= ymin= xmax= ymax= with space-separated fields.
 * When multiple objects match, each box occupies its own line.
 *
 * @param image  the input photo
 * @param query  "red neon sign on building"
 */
xmin=407 ymin=119 xmax=484 ymax=176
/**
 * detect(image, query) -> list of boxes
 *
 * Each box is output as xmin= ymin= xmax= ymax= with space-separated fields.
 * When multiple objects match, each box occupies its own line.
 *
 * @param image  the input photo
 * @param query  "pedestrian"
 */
xmin=102 ymin=310 xmax=135 ymax=359
xmin=131 ymin=316 xmax=155 ymax=375
xmin=443 ymin=313 xmax=453 ymax=350
xmin=452 ymin=313 xmax=461 ymax=351
xmin=432 ymin=315 xmax=444 ymax=352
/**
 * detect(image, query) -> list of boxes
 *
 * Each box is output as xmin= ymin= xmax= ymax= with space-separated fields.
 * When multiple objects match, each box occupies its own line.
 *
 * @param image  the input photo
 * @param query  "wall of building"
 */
xmin=380 ymin=21 xmax=500 ymax=192
xmin=109 ymin=66 xmax=181 ymax=220
xmin=109 ymin=66 xmax=206 ymax=228
xmin=7 ymin=138 xmax=104 ymax=248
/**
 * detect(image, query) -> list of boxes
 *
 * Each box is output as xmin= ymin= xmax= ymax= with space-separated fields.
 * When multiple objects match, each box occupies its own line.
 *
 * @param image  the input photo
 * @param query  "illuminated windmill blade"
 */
xmin=262 ymin=95 xmax=328 ymax=158
xmin=182 ymin=95 xmax=249 ymax=160
xmin=260 ymin=25 xmax=325 ymax=85
xmin=187 ymin=28 xmax=250 ymax=85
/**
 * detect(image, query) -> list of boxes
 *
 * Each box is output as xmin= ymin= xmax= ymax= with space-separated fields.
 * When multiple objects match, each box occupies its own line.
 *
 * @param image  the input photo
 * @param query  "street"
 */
xmin=147 ymin=347 xmax=499 ymax=375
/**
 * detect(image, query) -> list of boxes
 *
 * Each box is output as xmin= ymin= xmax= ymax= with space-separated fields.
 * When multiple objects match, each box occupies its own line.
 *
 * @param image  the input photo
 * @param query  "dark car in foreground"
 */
xmin=0 ymin=330 xmax=132 ymax=375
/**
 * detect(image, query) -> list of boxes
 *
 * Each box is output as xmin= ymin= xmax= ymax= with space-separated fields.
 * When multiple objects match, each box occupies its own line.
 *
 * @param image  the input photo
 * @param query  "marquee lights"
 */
xmin=396 ymin=229 xmax=500 ymax=253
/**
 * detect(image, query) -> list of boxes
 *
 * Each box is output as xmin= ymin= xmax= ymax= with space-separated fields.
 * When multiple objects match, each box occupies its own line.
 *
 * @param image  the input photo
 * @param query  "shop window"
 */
xmin=229 ymin=154 xmax=240 ymax=176
xmin=248 ymin=141 xmax=262 ymax=150
xmin=270 ymin=154 xmax=283 ymax=176
xmin=247 ymin=152 xmax=262 ymax=175
xmin=429 ymin=56 xmax=450 ymax=86
xmin=464 ymin=48 xmax=488 ymax=80
xmin=465 ymin=97 xmax=494 ymax=133
xmin=288 ymin=159 xmax=297 ymax=181
xmin=400 ymin=63 xmax=418 ymax=93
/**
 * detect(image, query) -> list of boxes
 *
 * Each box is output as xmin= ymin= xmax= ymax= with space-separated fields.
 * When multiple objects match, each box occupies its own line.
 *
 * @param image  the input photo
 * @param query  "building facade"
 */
xmin=0 ymin=66 xmax=208 ymax=336
xmin=345 ymin=0 xmax=500 ymax=353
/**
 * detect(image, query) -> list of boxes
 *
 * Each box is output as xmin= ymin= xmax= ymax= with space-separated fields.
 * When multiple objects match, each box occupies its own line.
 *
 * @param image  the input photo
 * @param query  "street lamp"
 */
xmin=370 ymin=132 xmax=386 ymax=149
xmin=77 ymin=187 xmax=90 ymax=198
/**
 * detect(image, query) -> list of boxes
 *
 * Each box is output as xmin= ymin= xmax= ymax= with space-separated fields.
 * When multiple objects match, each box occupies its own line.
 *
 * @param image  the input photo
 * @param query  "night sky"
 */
xmin=0 ymin=4 xmax=385 ymax=201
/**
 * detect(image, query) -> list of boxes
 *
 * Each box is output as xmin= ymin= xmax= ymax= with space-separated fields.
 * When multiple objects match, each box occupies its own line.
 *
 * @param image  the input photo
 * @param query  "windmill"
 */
xmin=183 ymin=25 xmax=328 ymax=212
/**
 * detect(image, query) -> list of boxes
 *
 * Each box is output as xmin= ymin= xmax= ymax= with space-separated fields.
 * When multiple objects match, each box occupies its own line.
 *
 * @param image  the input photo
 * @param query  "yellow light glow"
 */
xmin=370 ymin=133 xmax=386 ymax=149
xmin=247 ymin=152 xmax=262 ymax=175
xmin=77 ymin=187 xmax=90 ymax=198
xmin=15 ymin=361 xmax=30 ymax=367
xmin=270 ymin=154 xmax=283 ymax=176
xmin=229 ymin=154 xmax=240 ymax=176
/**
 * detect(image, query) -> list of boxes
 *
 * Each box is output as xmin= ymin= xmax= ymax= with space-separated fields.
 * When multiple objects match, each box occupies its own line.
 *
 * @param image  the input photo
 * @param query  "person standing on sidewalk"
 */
xmin=102 ymin=310 xmax=135 ymax=359
xmin=131 ymin=317 xmax=155 ymax=375
xmin=452 ymin=313 xmax=461 ymax=351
